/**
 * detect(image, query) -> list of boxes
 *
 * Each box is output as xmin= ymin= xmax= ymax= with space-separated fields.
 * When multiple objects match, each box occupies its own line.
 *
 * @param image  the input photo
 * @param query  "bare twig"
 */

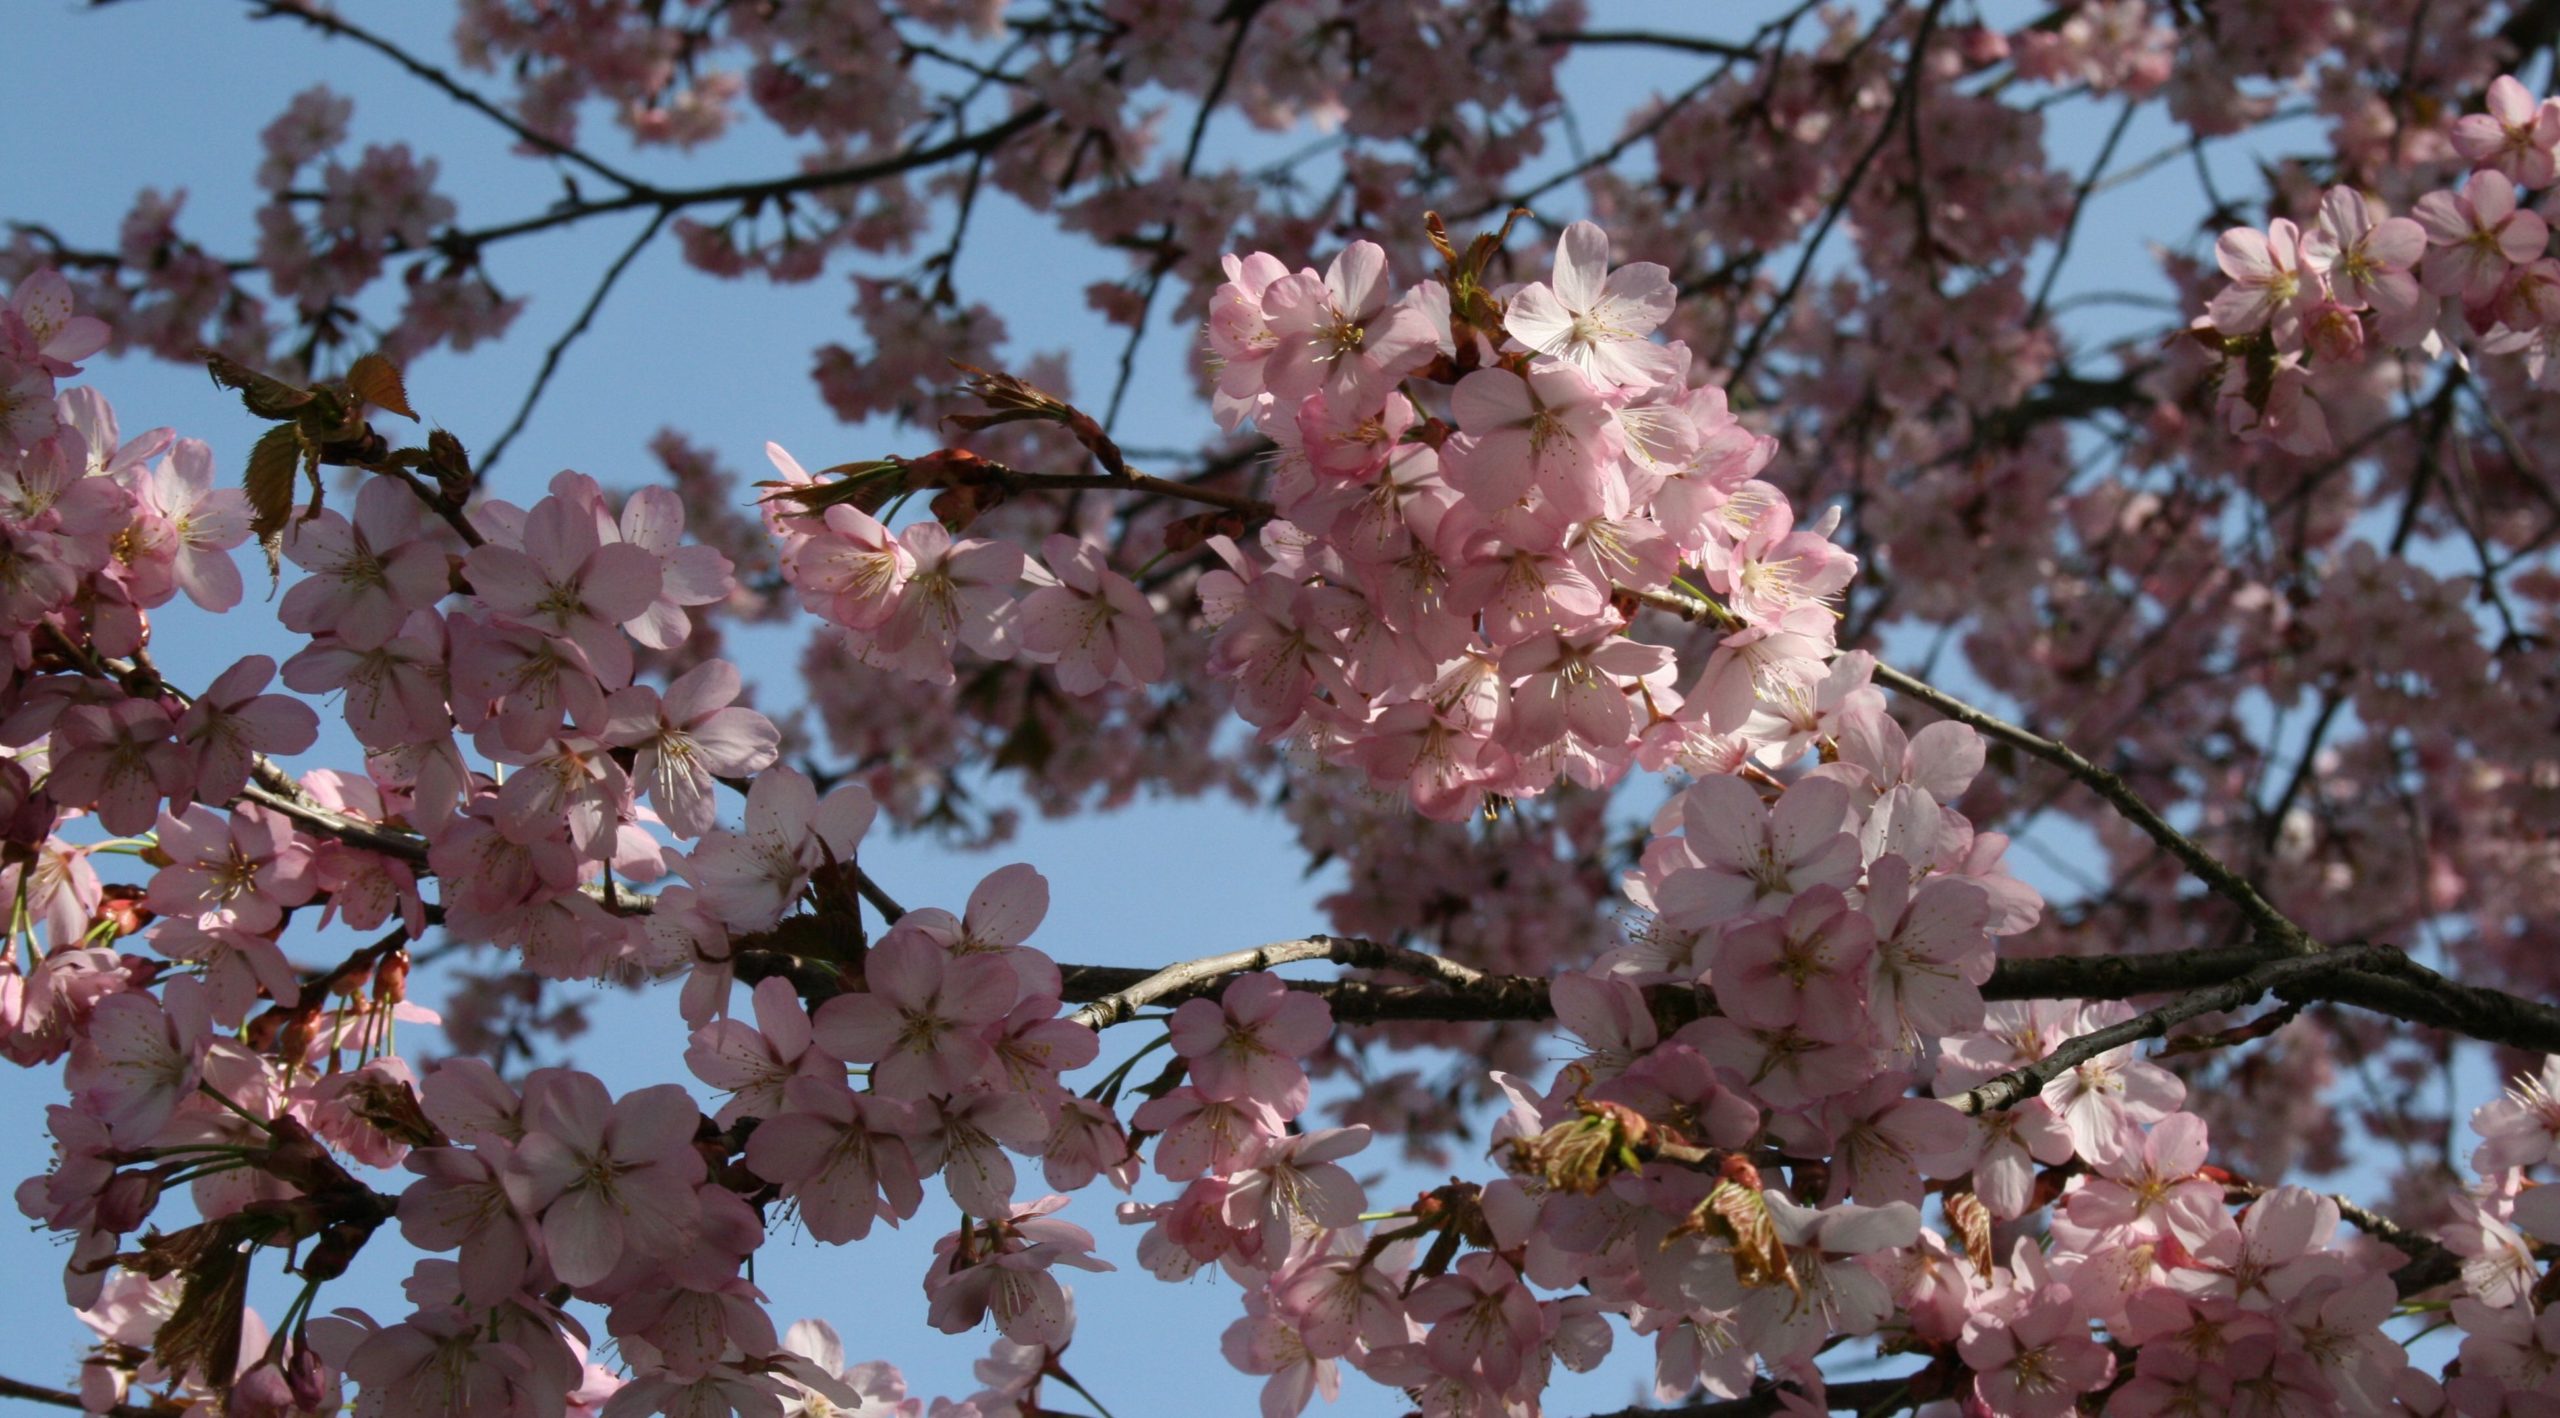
xmin=1726 ymin=0 xmax=1946 ymax=384
xmin=479 ymin=208 xmax=670 ymax=477
xmin=246 ymin=0 xmax=649 ymax=192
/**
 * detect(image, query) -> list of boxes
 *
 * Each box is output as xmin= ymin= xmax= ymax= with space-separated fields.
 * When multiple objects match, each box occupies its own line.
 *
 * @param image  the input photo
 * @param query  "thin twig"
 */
xmin=479 ymin=209 xmax=670 ymax=477
xmin=246 ymin=0 xmax=650 ymax=193
xmin=448 ymin=104 xmax=1053 ymax=250
xmin=1100 ymin=0 xmax=1266 ymax=433
xmin=2026 ymin=96 xmax=2138 ymax=327
xmin=1726 ymin=0 xmax=1946 ymax=384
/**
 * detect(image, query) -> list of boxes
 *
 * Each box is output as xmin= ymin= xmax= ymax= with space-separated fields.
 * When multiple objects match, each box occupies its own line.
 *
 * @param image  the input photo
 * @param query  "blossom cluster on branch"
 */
xmin=12 ymin=1 xmax=2560 ymax=1416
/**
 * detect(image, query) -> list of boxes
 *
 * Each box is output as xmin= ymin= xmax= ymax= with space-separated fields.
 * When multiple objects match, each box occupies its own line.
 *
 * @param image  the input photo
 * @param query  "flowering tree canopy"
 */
xmin=13 ymin=1 xmax=2560 ymax=1415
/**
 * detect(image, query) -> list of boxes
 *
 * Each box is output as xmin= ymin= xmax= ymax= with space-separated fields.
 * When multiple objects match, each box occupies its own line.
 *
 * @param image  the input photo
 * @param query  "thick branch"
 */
xmin=1532 ymin=27 xmax=1761 ymax=60
xmin=1948 ymin=944 xmax=2397 ymax=1115
xmin=1065 ymin=934 xmax=1539 ymax=1030
xmin=972 ymin=460 xmax=1276 ymax=519
xmin=1586 ymin=1373 xmax=1925 ymax=1417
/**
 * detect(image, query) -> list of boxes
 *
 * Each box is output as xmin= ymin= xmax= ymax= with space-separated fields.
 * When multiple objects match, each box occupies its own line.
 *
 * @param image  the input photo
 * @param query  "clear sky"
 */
xmin=0 ymin=3 xmax=2408 ymax=1414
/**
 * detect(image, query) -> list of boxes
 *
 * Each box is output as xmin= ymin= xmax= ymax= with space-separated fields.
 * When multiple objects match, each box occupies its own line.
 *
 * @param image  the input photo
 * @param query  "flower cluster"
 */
xmin=3 ymin=101 xmax=2558 ymax=1414
xmin=2204 ymin=74 xmax=2560 ymax=452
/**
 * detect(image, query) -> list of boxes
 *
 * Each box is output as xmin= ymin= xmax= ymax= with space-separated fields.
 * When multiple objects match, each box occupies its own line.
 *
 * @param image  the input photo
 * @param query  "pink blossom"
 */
xmin=2037 ymin=1001 xmax=2188 ymax=1165
xmin=1219 ymin=1126 xmax=1372 ymax=1255
xmin=914 ymin=1087 xmax=1048 ymax=1218
xmin=1222 ymin=1288 xmax=1342 ymax=1418
xmin=1503 ymin=220 xmax=1681 ymax=388
xmin=2307 ymin=186 xmax=2426 ymax=321
xmin=1712 ymin=885 xmax=1876 ymax=1030
xmin=2452 ymin=75 xmax=2560 ymax=187
xmin=399 ymin=1142 xmax=540 ymax=1306
xmin=144 ymin=803 xmax=315 ymax=934
xmin=743 ymin=1075 xmax=925 ymax=1244
xmin=2471 ymin=1057 xmax=2560 ymax=1172
xmin=1961 ymin=1286 xmax=2115 ymax=1416
xmin=686 ymin=975 xmax=836 ymax=1126
xmin=1406 ymin=1253 xmax=1543 ymax=1394
xmin=1166 ymin=971 xmax=1332 ymax=1114
xmin=809 ymin=933 xmax=1017 ymax=1099
xmin=2066 ymin=1112 xmax=2227 ymax=1251
xmin=2209 ymin=218 xmax=2321 ymax=336
xmin=1129 ymin=1086 xmax=1285 ymax=1181
xmin=465 ymin=490 xmax=664 ymax=687
xmin=5 ymin=270 xmax=109 ymax=375
xmin=1260 ymin=241 xmax=1440 ymax=408
xmin=679 ymin=767 xmax=879 ymax=931
xmin=505 ymin=1072 xmax=706 ymax=1287
xmin=609 ymin=481 xmax=735 ymax=649
xmin=280 ymin=478 xmax=452 ymax=650
xmin=47 ymin=700 xmax=191 ymax=834
xmin=2414 ymin=172 xmax=2548 ymax=306
xmin=1656 ymin=774 xmax=1859 ymax=929
xmin=794 ymin=503 xmax=911 ymax=631
xmin=924 ymin=1196 xmax=1112 ymax=1348
xmin=281 ymin=610 xmax=454 ymax=749
xmin=1017 ymin=534 xmax=1164 ymax=695
xmin=173 ymin=655 xmax=319 ymax=806
xmin=65 ymin=978 xmax=213 ymax=1145
xmin=881 ymin=862 xmax=1058 ymax=1001
xmin=599 ymin=660 xmax=781 ymax=839
xmin=1445 ymin=360 xmax=1622 ymax=519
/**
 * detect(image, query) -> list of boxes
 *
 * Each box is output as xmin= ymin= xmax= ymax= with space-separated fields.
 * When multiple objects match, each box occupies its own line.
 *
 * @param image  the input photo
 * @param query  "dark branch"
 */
xmin=1948 ymin=944 xmax=2399 ymax=1115
xmin=478 ymin=208 xmax=670 ymax=477
xmin=247 ymin=0 xmax=650 ymax=193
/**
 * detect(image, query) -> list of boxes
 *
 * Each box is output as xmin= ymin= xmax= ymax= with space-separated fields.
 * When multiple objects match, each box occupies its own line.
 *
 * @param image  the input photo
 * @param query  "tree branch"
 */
xmin=0 ymin=1373 xmax=158 ymax=1418
xmin=246 ymin=0 xmax=650 ymax=193
xmin=1531 ymin=27 xmax=1762 ymax=60
xmin=1947 ymin=944 xmax=2398 ymax=1115
xmin=478 ymin=208 xmax=670 ymax=477
xmin=1585 ymin=1373 xmax=1927 ymax=1417
xmin=1726 ymin=0 xmax=1946 ymax=384
xmin=446 ymin=103 xmax=1054 ymax=251
xmin=1065 ymin=933 xmax=1539 ymax=1030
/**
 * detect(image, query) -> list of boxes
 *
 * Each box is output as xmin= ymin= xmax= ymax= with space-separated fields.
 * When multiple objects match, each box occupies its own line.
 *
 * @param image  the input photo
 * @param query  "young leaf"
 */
xmin=346 ymin=353 xmax=417 ymax=421
xmin=244 ymin=423 xmax=304 ymax=583
xmin=206 ymin=353 xmax=317 ymax=421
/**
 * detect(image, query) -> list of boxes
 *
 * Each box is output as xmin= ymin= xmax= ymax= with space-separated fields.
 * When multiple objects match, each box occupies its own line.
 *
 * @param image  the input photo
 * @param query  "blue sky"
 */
xmin=0 ymin=2 xmax=2447 ymax=1413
